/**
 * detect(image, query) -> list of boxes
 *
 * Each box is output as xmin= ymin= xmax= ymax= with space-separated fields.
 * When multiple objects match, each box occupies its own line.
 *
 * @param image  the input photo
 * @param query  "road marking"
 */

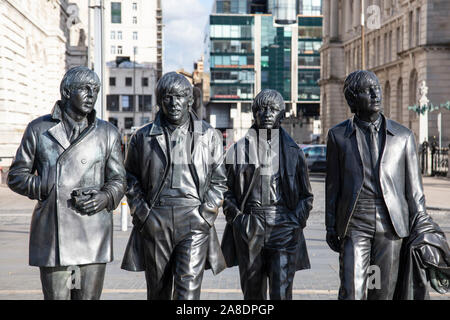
xmin=0 ymin=288 xmax=447 ymax=297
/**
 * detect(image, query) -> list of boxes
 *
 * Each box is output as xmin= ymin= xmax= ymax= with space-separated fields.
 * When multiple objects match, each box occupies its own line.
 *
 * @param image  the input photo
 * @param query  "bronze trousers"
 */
xmin=233 ymin=206 xmax=300 ymax=300
xmin=338 ymin=199 xmax=403 ymax=300
xmin=141 ymin=204 xmax=210 ymax=300
xmin=39 ymin=263 xmax=106 ymax=300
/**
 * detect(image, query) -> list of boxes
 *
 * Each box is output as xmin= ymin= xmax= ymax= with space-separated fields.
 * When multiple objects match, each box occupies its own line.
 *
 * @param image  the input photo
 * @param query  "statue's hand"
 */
xmin=225 ymin=209 xmax=241 ymax=224
xmin=326 ymin=230 xmax=341 ymax=253
xmin=76 ymin=189 xmax=109 ymax=216
xmin=429 ymin=267 xmax=450 ymax=294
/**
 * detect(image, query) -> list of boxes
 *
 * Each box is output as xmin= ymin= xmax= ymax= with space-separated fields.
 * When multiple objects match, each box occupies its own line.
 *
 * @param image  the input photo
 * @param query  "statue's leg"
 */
xmin=264 ymin=211 xmax=299 ymax=300
xmin=233 ymin=213 xmax=267 ymax=300
xmin=367 ymin=205 xmax=402 ymax=300
xmin=338 ymin=232 xmax=373 ymax=299
xmin=338 ymin=200 xmax=378 ymax=300
xmin=142 ymin=206 xmax=176 ymax=300
xmin=71 ymin=263 xmax=106 ymax=300
xmin=171 ymin=206 xmax=210 ymax=300
xmin=39 ymin=266 xmax=72 ymax=300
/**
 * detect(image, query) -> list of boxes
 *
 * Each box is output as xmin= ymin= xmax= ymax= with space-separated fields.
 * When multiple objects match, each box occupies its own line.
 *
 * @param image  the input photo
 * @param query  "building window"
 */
xmin=396 ymin=26 xmax=402 ymax=53
xmin=111 ymin=2 xmax=121 ymax=24
xmin=117 ymin=45 xmax=123 ymax=54
xmin=111 ymin=45 xmax=116 ymax=54
xmin=132 ymin=2 xmax=137 ymax=11
xmin=124 ymin=117 xmax=134 ymax=129
xmin=133 ymin=31 xmax=138 ymax=40
xmin=109 ymin=77 xmax=116 ymax=86
xmin=416 ymin=7 xmax=420 ymax=46
xmin=298 ymin=55 xmax=320 ymax=67
xmin=133 ymin=16 xmax=137 ymax=24
xmin=142 ymin=77 xmax=149 ymax=87
xmin=122 ymin=95 xmax=135 ymax=112
xmin=140 ymin=117 xmax=150 ymax=125
xmin=106 ymin=95 xmax=119 ymax=111
xmin=117 ymin=31 xmax=122 ymax=40
xmin=384 ymin=33 xmax=388 ymax=64
xmin=125 ymin=77 xmax=132 ymax=86
xmin=389 ymin=31 xmax=392 ymax=62
xmin=139 ymin=95 xmax=152 ymax=111
xmin=111 ymin=31 xmax=115 ymax=39
xmin=299 ymin=0 xmax=322 ymax=15
xmin=409 ymin=11 xmax=413 ymax=48
xmin=108 ymin=117 xmax=118 ymax=128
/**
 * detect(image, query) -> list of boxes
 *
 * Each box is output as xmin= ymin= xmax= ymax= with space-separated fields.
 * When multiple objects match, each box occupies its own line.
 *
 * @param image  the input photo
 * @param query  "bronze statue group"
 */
xmin=7 ymin=67 xmax=450 ymax=300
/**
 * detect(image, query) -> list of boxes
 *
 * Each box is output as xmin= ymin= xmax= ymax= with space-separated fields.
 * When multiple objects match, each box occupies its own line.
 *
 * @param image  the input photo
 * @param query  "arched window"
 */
xmin=322 ymin=93 xmax=327 ymax=135
xmin=384 ymin=81 xmax=390 ymax=117
xmin=397 ymin=77 xmax=403 ymax=123
xmin=409 ymin=69 xmax=418 ymax=128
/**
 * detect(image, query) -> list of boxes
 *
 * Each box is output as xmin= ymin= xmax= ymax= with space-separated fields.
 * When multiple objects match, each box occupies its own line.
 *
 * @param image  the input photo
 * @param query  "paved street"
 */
xmin=0 ymin=174 xmax=449 ymax=300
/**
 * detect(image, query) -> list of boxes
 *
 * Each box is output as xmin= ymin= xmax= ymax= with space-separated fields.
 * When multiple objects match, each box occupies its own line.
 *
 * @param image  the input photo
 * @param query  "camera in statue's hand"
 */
xmin=72 ymin=187 xmax=109 ymax=216
xmin=71 ymin=187 xmax=94 ymax=213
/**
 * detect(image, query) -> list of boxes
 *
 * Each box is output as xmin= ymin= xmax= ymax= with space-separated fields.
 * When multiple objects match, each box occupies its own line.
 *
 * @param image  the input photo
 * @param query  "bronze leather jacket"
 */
xmin=326 ymin=114 xmax=427 ymax=238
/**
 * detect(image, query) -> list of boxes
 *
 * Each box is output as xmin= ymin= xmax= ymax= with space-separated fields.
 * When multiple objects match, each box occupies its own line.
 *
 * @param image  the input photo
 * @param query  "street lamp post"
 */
xmin=361 ymin=0 xmax=366 ymax=69
xmin=90 ymin=0 xmax=105 ymax=120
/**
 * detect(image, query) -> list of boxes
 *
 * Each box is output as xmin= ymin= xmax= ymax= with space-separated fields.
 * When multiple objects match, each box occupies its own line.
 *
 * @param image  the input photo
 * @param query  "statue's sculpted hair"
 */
xmin=60 ymin=66 xmax=100 ymax=99
xmin=252 ymin=89 xmax=286 ymax=114
xmin=156 ymin=72 xmax=193 ymax=107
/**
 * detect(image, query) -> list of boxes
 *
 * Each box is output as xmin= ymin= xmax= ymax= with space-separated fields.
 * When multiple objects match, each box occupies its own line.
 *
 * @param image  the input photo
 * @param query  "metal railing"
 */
xmin=419 ymin=142 xmax=449 ymax=177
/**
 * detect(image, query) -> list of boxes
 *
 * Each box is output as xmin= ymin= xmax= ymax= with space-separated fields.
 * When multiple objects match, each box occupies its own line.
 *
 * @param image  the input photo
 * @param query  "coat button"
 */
xmin=81 ymin=159 xmax=87 ymax=164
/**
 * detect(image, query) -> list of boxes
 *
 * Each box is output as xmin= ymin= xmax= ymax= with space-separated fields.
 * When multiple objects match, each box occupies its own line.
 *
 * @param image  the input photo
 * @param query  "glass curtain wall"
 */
xmin=210 ymin=15 xmax=255 ymax=100
xmin=215 ymin=0 xmax=248 ymax=14
xmin=261 ymin=15 xmax=292 ymax=101
xmin=298 ymin=16 xmax=322 ymax=101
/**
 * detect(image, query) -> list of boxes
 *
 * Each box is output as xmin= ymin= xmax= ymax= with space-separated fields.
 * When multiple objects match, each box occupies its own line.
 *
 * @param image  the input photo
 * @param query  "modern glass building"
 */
xmin=206 ymin=0 xmax=323 ymax=142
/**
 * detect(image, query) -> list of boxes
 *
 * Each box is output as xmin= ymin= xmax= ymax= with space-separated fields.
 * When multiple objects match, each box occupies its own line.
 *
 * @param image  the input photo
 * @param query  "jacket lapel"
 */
xmin=47 ymin=122 xmax=71 ymax=150
xmin=345 ymin=117 xmax=364 ymax=169
xmin=148 ymin=112 xmax=168 ymax=164
xmin=280 ymin=128 xmax=298 ymax=177
xmin=379 ymin=115 xmax=396 ymax=172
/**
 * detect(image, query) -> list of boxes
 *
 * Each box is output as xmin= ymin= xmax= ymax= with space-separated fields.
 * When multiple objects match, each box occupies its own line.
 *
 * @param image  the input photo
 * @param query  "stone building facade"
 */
xmin=319 ymin=0 xmax=450 ymax=146
xmin=0 ymin=0 xmax=89 ymax=168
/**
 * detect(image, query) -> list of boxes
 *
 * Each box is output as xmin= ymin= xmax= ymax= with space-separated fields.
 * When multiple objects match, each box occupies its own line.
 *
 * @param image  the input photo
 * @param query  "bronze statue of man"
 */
xmin=121 ymin=72 xmax=227 ymax=300
xmin=325 ymin=70 xmax=449 ymax=300
xmin=7 ymin=66 xmax=126 ymax=300
xmin=221 ymin=89 xmax=313 ymax=300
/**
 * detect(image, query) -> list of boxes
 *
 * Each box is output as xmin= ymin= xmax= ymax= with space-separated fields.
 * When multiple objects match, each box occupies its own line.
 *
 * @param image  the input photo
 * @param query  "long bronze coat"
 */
xmin=7 ymin=102 xmax=126 ymax=266
xmin=121 ymin=111 xmax=227 ymax=274
xmin=221 ymin=127 xmax=313 ymax=270
xmin=325 ymin=114 xmax=427 ymax=238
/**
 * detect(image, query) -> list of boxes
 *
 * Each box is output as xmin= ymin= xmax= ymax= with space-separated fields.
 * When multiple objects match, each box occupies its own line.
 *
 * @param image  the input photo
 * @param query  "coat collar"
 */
xmin=344 ymin=113 xmax=396 ymax=138
xmin=48 ymin=101 xmax=97 ymax=150
xmin=148 ymin=110 xmax=204 ymax=136
xmin=51 ymin=101 xmax=97 ymax=126
xmin=242 ymin=126 xmax=298 ymax=172
xmin=246 ymin=125 xmax=298 ymax=148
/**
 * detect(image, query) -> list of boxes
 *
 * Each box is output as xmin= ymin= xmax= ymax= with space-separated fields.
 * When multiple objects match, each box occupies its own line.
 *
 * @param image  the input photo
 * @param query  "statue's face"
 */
xmin=161 ymin=86 xmax=191 ymax=126
xmin=68 ymin=82 xmax=99 ymax=116
xmin=253 ymin=101 xmax=284 ymax=129
xmin=354 ymin=76 xmax=382 ymax=117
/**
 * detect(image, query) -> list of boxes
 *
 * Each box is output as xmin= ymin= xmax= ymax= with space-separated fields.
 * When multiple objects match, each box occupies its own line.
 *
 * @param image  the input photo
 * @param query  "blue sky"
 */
xmin=162 ymin=0 xmax=215 ymax=73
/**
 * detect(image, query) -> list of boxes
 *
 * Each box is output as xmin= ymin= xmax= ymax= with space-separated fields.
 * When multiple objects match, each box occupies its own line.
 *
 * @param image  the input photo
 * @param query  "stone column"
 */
xmin=323 ymin=0 xmax=330 ymax=38
xmin=353 ymin=0 xmax=361 ymax=29
xmin=345 ymin=0 xmax=352 ymax=32
xmin=330 ymin=0 xmax=339 ymax=40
